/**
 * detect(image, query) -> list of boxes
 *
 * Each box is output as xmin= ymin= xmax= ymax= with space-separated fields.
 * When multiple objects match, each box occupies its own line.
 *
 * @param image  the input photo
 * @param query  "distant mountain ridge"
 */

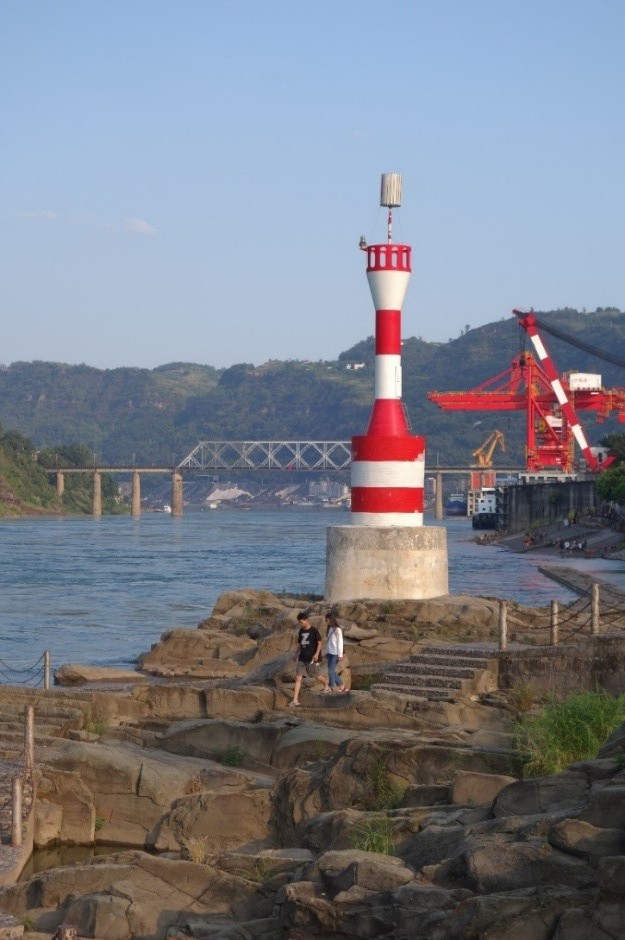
xmin=1 ymin=308 xmax=625 ymax=468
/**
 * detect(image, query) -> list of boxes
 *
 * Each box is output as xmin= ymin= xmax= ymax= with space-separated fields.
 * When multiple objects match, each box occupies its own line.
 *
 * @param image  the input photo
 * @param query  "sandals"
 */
xmin=288 ymin=701 xmax=300 ymax=707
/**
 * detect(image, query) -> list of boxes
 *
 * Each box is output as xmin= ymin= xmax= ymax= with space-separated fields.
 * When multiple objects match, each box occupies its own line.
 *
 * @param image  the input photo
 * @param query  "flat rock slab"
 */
xmin=54 ymin=664 xmax=146 ymax=685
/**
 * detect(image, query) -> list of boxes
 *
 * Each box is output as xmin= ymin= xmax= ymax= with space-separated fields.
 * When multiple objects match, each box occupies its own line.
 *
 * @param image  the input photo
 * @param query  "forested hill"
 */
xmin=0 ymin=432 xmax=119 ymax=516
xmin=2 ymin=308 xmax=625 ymax=468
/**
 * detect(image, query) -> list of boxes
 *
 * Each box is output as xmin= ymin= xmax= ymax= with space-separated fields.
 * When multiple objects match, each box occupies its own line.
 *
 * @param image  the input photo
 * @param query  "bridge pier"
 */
xmin=435 ymin=471 xmax=444 ymax=520
xmin=55 ymin=472 xmax=65 ymax=498
xmin=131 ymin=470 xmax=141 ymax=517
xmin=171 ymin=471 xmax=183 ymax=516
xmin=92 ymin=471 xmax=102 ymax=517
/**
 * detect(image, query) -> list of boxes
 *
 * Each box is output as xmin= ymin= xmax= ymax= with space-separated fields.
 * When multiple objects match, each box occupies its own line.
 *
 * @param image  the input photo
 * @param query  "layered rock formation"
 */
xmin=0 ymin=589 xmax=623 ymax=939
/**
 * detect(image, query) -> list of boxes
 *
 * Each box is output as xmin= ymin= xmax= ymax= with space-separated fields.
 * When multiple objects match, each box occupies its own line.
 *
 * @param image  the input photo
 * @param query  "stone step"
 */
xmin=391 ymin=662 xmax=477 ymax=679
xmin=0 ymin=726 xmax=69 ymax=746
xmin=374 ymin=682 xmax=458 ymax=702
xmin=418 ymin=645 xmax=497 ymax=657
xmin=0 ymin=686 xmax=98 ymax=711
xmin=0 ymin=709 xmax=81 ymax=731
xmin=411 ymin=653 xmax=491 ymax=670
xmin=375 ymin=643 xmax=499 ymax=704
xmin=0 ymin=746 xmax=21 ymax=761
xmin=382 ymin=673 xmax=463 ymax=690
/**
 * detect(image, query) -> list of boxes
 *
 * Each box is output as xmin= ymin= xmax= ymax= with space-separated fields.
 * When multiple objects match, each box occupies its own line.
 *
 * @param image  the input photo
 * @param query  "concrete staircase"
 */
xmin=373 ymin=644 xmax=499 ymax=702
xmin=0 ymin=687 xmax=98 ymax=761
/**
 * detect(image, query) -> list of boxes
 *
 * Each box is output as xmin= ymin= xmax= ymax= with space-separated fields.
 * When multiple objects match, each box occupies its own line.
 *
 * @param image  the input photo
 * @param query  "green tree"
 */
xmin=599 ymin=433 xmax=625 ymax=465
xmin=596 ymin=465 xmax=625 ymax=505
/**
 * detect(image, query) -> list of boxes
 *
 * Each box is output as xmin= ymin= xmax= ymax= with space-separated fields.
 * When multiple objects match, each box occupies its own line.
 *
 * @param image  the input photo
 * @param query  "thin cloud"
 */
xmin=124 ymin=217 xmax=158 ymax=236
xmin=20 ymin=210 xmax=58 ymax=220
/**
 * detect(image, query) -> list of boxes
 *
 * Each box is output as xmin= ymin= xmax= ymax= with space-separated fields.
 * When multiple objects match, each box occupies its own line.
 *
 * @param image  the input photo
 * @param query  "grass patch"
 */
xmin=363 ymin=753 xmax=404 ymax=811
xmin=216 ymin=745 xmax=245 ymax=767
xmin=84 ymin=713 xmax=108 ymax=736
xmin=514 ymin=689 xmax=625 ymax=778
xmin=249 ymin=858 xmax=273 ymax=884
xmin=314 ymin=739 xmax=330 ymax=761
xmin=510 ymin=679 xmax=538 ymax=714
xmin=350 ymin=816 xmax=395 ymax=855
xmin=352 ymin=673 xmax=375 ymax=691
xmin=185 ymin=835 xmax=211 ymax=864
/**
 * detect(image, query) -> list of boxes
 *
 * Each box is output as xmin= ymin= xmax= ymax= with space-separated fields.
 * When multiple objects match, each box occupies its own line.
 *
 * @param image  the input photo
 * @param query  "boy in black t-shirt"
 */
xmin=290 ymin=611 xmax=329 ymax=705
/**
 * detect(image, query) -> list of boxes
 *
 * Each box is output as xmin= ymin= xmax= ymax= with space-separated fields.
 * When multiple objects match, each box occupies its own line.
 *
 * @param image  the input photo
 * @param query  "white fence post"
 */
xmin=591 ymin=583 xmax=600 ymax=636
xmin=550 ymin=600 xmax=559 ymax=646
xmin=498 ymin=600 xmax=508 ymax=651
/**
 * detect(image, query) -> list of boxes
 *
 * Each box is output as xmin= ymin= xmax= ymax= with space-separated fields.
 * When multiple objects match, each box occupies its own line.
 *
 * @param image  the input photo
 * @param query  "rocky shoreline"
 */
xmin=0 ymin=584 xmax=623 ymax=939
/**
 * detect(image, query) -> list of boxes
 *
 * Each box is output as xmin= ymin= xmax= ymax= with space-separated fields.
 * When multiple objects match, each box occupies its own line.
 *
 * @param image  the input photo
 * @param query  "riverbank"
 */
xmin=481 ymin=516 xmax=625 ymax=558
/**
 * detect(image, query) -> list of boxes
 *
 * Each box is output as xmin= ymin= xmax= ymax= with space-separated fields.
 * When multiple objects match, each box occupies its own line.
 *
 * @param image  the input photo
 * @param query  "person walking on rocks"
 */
xmin=325 ymin=612 xmax=347 ymax=692
xmin=290 ymin=611 xmax=328 ymax=705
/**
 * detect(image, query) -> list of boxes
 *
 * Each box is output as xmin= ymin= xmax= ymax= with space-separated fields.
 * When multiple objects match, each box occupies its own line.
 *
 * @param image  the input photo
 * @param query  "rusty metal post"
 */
xmin=11 ymin=777 xmax=22 ymax=847
xmin=498 ymin=600 xmax=508 ymax=651
xmin=550 ymin=600 xmax=559 ymax=646
xmin=591 ymin=582 xmax=600 ymax=635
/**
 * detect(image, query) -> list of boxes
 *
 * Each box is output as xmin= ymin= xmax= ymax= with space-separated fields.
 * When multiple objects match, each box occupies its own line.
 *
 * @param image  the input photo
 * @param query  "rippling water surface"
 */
xmin=0 ymin=510 xmax=623 ymax=673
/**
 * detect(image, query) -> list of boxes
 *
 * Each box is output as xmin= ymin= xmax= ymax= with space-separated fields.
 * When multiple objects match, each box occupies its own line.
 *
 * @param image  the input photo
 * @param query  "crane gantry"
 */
xmin=428 ymin=311 xmax=625 ymax=475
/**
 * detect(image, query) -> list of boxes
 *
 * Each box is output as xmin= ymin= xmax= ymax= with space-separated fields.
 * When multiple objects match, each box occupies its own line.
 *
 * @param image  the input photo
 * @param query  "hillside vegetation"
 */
xmin=0 ymin=431 xmax=122 ymax=517
xmin=1 ymin=308 xmax=625 ymax=468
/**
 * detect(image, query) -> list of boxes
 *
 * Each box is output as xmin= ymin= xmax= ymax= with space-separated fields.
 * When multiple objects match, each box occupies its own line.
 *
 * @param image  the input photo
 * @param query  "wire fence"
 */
xmin=0 ymin=705 xmax=35 ymax=849
xmin=500 ymin=581 xmax=625 ymax=649
xmin=0 ymin=651 xmax=50 ymax=688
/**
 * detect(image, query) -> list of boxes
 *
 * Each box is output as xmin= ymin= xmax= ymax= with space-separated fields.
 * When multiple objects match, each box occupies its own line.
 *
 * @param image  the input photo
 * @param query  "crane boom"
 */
xmin=512 ymin=309 xmax=625 ymax=369
xmin=471 ymin=430 xmax=505 ymax=468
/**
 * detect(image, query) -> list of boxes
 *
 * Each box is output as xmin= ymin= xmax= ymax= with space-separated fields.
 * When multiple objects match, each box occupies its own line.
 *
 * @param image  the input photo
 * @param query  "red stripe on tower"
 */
xmin=351 ymin=173 xmax=425 ymax=526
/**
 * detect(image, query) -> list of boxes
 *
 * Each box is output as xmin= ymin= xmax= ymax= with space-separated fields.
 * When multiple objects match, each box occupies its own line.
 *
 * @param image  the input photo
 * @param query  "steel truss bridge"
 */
xmin=176 ymin=440 xmax=525 ymax=475
xmin=177 ymin=440 xmax=352 ymax=472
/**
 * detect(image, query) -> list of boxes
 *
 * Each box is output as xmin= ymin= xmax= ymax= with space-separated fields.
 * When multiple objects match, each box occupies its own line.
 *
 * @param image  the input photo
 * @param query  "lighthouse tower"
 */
xmin=325 ymin=174 xmax=448 ymax=602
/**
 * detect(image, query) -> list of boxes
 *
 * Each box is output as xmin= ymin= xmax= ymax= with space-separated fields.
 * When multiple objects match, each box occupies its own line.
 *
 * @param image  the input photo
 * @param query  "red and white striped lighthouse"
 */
xmin=351 ymin=173 xmax=425 ymax=526
xmin=325 ymin=173 xmax=447 ymax=603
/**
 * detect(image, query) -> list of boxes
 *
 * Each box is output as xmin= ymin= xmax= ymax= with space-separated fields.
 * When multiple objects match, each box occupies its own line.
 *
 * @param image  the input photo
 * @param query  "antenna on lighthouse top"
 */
xmin=380 ymin=173 xmax=402 ymax=243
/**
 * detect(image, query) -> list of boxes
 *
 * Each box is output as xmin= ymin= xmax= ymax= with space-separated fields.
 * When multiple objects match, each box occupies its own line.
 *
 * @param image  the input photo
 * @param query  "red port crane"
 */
xmin=428 ymin=310 xmax=625 ymax=474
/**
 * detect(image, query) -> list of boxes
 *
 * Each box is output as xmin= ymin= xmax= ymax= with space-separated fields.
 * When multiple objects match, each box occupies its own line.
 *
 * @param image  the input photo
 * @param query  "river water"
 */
xmin=1 ymin=510 xmax=625 ymax=676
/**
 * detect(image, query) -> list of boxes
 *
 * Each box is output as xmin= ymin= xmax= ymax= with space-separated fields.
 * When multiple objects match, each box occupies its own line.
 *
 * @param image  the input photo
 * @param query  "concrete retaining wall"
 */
xmin=499 ymin=480 xmax=597 ymax=534
xmin=498 ymin=635 xmax=625 ymax=695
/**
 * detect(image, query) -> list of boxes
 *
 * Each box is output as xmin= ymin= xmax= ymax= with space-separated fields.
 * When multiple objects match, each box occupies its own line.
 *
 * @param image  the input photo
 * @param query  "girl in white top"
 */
xmin=324 ymin=612 xmax=347 ymax=692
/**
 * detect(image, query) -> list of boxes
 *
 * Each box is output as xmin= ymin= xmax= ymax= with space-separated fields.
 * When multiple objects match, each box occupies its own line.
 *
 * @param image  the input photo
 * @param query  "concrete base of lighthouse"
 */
xmin=325 ymin=525 xmax=448 ymax=602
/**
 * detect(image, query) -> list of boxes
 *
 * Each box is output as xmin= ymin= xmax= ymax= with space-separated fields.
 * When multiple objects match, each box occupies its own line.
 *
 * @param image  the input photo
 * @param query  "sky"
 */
xmin=2 ymin=0 xmax=625 ymax=370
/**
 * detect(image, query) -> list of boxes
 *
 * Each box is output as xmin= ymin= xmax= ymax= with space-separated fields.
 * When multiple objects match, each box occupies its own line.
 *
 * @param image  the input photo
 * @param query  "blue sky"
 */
xmin=2 ymin=1 xmax=625 ymax=369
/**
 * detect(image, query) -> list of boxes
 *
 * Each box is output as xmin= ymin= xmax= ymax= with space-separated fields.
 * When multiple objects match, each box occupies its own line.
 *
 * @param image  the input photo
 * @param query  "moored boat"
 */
xmin=445 ymin=492 xmax=468 ymax=517
xmin=471 ymin=487 xmax=497 ymax=529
